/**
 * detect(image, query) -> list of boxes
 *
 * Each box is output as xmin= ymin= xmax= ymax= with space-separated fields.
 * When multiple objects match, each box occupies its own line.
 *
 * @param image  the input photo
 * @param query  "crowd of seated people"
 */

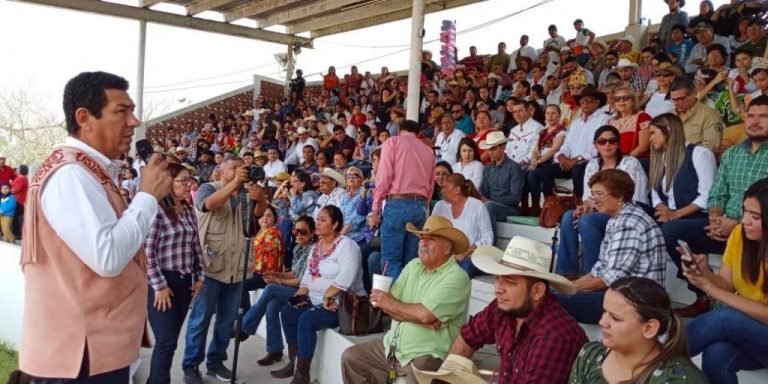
xmin=120 ymin=4 xmax=768 ymax=383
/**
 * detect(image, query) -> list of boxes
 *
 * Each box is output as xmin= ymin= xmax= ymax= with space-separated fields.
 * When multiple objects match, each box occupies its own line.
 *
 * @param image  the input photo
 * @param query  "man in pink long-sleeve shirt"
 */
xmin=369 ymin=119 xmax=435 ymax=280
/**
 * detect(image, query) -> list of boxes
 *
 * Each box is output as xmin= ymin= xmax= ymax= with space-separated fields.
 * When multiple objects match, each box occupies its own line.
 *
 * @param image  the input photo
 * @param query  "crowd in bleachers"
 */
xmin=116 ymin=2 xmax=768 ymax=383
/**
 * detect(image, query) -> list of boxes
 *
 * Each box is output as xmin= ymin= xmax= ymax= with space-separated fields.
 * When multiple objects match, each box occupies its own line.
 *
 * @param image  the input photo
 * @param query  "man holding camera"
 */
xmin=182 ymin=156 xmax=267 ymax=384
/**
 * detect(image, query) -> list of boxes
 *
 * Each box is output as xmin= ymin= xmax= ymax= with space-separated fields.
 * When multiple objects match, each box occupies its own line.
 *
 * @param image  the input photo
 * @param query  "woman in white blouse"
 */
xmin=451 ymin=137 xmax=484 ymax=191
xmin=648 ymin=113 xmax=716 ymax=311
xmin=431 ymin=173 xmax=494 ymax=277
xmin=556 ymin=125 xmax=649 ymax=278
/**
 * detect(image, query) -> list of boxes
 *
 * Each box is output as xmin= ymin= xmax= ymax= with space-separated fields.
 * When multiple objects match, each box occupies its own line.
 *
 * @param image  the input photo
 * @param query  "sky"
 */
xmin=0 ymin=0 xmax=729 ymax=119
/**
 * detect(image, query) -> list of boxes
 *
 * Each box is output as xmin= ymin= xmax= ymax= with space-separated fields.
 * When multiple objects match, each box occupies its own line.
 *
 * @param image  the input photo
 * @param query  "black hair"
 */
xmin=63 ymin=71 xmax=130 ymax=136
xmin=671 ymin=24 xmax=687 ymax=34
xmin=321 ymin=205 xmax=345 ymax=232
xmin=455 ymin=137 xmax=482 ymax=163
xmin=295 ymin=214 xmax=316 ymax=235
xmin=435 ymin=160 xmax=453 ymax=174
xmin=653 ymin=52 xmax=673 ymax=64
xmin=749 ymin=95 xmax=768 ymax=109
xmin=399 ymin=119 xmax=420 ymax=133
xmin=332 ymin=125 xmax=345 ymax=133
xmin=593 ymin=125 xmax=624 ymax=169
xmin=18 ymin=164 xmax=28 ymax=176
xmin=669 ymin=76 xmax=695 ymax=93
xmin=734 ymin=47 xmax=754 ymax=59
xmin=605 ymin=50 xmax=619 ymax=58
xmin=293 ymin=170 xmax=315 ymax=192
xmin=741 ymin=178 xmax=768 ymax=297
xmin=706 ymin=43 xmax=728 ymax=60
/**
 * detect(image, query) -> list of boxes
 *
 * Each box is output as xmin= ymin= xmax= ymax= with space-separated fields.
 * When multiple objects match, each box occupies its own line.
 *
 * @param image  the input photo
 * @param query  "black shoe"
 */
xmin=207 ymin=364 xmax=234 ymax=382
xmin=182 ymin=366 xmax=203 ymax=384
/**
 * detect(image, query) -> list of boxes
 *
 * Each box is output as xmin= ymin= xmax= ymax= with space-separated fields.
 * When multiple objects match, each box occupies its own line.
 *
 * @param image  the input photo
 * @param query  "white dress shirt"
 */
xmin=264 ymin=159 xmax=287 ymax=187
xmin=432 ymin=197 xmax=494 ymax=247
xmin=505 ymin=118 xmax=544 ymax=164
xmin=555 ymin=112 xmax=611 ymax=162
xmin=41 ymin=137 xmax=159 ymax=277
xmin=452 ymin=160 xmax=484 ymax=191
xmin=285 ymin=137 xmax=319 ymax=165
xmin=435 ymin=129 xmax=465 ymax=165
xmin=583 ymin=155 xmax=649 ymax=204
xmin=651 ymin=145 xmax=716 ymax=210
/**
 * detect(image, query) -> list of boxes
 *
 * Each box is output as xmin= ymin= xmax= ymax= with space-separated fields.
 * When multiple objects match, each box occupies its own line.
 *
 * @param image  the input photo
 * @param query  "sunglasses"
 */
xmin=293 ymin=228 xmax=310 ymax=236
xmin=613 ymin=95 xmax=632 ymax=102
xmin=595 ymin=137 xmax=619 ymax=146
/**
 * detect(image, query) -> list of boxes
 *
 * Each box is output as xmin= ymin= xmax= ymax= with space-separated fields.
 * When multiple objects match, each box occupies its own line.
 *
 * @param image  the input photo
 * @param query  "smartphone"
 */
xmin=289 ymin=295 xmax=310 ymax=307
xmin=677 ymin=240 xmax=703 ymax=275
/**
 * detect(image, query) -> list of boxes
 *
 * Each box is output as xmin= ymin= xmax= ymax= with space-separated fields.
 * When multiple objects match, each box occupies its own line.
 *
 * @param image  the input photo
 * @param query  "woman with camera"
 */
xmin=241 ymin=215 xmax=316 ymax=367
xmin=684 ymin=178 xmax=768 ymax=383
xmin=144 ymin=163 xmax=204 ymax=384
xmin=569 ymin=277 xmax=705 ymax=383
xmin=272 ymin=205 xmax=365 ymax=384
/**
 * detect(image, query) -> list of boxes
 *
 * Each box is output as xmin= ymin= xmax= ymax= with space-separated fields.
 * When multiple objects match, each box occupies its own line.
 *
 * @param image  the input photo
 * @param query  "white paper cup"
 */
xmin=372 ymin=274 xmax=393 ymax=293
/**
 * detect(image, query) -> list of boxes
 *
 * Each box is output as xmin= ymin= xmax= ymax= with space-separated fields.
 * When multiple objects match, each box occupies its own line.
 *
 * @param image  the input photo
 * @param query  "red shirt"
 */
xmin=0 ymin=165 xmax=16 ymax=187
xmin=460 ymin=294 xmax=588 ymax=384
xmin=12 ymin=175 xmax=28 ymax=205
xmin=372 ymin=132 xmax=435 ymax=212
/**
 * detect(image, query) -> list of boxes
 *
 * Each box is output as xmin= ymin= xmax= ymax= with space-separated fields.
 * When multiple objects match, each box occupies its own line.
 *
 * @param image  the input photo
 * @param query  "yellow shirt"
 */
xmin=722 ymin=225 xmax=767 ymax=303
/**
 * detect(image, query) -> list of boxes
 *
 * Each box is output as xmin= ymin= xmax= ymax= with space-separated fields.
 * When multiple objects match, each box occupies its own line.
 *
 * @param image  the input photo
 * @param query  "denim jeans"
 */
xmin=279 ymin=218 xmax=295 ymax=271
xmin=147 ymin=271 xmax=194 ymax=384
xmin=537 ymin=162 xmax=588 ymax=197
xmin=555 ymin=290 xmax=606 ymax=324
xmin=241 ymin=274 xmax=266 ymax=312
xmin=380 ymin=199 xmax=427 ymax=281
xmin=182 ymin=278 xmax=242 ymax=370
xmin=688 ymin=307 xmax=768 ymax=383
xmin=280 ymin=304 xmax=340 ymax=358
xmin=556 ymin=210 xmax=610 ymax=275
xmin=458 ymin=257 xmax=483 ymax=278
xmin=659 ymin=216 xmax=724 ymax=295
xmin=484 ymin=200 xmax=516 ymax=239
xmin=241 ymin=283 xmax=297 ymax=354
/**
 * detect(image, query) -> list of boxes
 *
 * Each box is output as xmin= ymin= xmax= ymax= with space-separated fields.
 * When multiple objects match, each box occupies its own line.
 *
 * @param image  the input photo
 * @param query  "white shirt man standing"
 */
xmin=435 ymin=114 xmax=465 ymax=165
xmin=505 ymin=100 xmax=544 ymax=166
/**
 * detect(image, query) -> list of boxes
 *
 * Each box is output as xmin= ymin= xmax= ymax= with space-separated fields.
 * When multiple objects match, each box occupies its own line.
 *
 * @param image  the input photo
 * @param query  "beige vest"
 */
xmin=196 ymin=181 xmax=248 ymax=283
xmin=19 ymin=147 xmax=149 ymax=378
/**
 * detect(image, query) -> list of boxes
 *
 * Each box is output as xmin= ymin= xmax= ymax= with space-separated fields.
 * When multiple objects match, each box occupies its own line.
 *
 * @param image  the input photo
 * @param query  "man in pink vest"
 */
xmin=19 ymin=71 xmax=172 ymax=383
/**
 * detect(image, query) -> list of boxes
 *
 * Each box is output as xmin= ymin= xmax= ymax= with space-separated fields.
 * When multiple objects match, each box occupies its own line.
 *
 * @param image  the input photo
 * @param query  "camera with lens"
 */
xmin=248 ymin=165 xmax=266 ymax=183
xmin=363 ymin=181 xmax=375 ymax=189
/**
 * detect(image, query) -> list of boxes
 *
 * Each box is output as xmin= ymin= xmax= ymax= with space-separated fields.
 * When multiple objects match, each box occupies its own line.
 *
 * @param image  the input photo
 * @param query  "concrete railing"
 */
xmin=0 ymin=242 xmax=23 ymax=348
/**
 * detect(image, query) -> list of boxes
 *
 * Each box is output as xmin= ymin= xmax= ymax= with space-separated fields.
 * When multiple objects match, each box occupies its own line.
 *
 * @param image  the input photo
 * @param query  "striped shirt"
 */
xmin=145 ymin=203 xmax=204 ymax=291
xmin=591 ymin=202 xmax=666 ymax=286
xmin=708 ymin=140 xmax=768 ymax=218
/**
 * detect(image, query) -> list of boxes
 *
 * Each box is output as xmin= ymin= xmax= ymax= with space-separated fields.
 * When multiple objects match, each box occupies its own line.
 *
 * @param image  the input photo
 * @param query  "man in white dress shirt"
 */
xmin=263 ymin=147 xmax=287 ymax=188
xmin=505 ymin=99 xmax=544 ymax=167
xmin=508 ymin=35 xmax=540 ymax=72
xmin=435 ymin=114 xmax=465 ymax=165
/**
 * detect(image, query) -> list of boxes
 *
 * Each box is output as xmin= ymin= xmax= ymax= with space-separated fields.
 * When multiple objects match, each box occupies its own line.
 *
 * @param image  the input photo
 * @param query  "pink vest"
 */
xmin=19 ymin=147 xmax=149 ymax=378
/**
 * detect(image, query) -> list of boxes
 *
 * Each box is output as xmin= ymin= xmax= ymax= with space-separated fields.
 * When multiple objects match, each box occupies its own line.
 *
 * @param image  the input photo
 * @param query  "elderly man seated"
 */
xmin=341 ymin=216 xmax=471 ymax=384
xmin=445 ymin=236 xmax=588 ymax=383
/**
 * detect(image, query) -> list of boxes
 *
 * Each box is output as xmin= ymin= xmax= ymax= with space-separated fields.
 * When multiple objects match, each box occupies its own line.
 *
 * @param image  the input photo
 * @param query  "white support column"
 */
xmin=135 ymin=20 xmax=147 ymax=143
xmin=284 ymin=44 xmax=295 ymax=98
xmin=628 ymin=0 xmax=642 ymax=26
xmin=406 ymin=0 xmax=425 ymax=121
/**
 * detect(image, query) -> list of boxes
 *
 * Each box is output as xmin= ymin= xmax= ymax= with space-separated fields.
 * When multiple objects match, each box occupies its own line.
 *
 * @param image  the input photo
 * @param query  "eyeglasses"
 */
xmin=174 ymin=178 xmax=193 ymax=185
xmin=293 ymin=228 xmax=310 ymax=236
xmin=451 ymin=109 xmax=462 ymax=113
xmin=595 ymin=137 xmax=619 ymax=146
xmin=345 ymin=174 xmax=362 ymax=179
xmin=613 ymin=95 xmax=632 ymax=102
xmin=591 ymin=190 xmax=608 ymax=199
xmin=670 ymin=93 xmax=691 ymax=103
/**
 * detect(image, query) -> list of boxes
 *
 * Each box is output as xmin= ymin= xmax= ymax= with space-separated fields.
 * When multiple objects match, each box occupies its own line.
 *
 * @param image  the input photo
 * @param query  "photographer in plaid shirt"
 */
xmin=144 ymin=163 xmax=204 ymax=384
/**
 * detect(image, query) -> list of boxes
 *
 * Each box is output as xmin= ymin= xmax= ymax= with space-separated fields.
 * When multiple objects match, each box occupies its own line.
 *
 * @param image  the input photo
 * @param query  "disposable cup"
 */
xmin=372 ymin=274 xmax=393 ymax=293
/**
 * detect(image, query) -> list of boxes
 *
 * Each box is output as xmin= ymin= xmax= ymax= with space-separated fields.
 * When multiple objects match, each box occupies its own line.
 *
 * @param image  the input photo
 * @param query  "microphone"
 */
xmin=135 ymin=139 xmax=176 ymax=209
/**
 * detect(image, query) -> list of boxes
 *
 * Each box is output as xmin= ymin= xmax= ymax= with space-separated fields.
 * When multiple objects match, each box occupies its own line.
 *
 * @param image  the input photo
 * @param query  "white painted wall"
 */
xmin=0 ymin=243 xmax=23 ymax=348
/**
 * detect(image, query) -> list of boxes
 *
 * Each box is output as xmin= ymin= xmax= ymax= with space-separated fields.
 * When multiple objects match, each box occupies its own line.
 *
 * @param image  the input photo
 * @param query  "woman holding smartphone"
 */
xmin=683 ymin=178 xmax=768 ymax=383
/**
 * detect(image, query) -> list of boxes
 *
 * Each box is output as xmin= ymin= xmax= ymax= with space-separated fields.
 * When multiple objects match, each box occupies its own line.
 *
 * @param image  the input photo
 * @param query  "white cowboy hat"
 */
xmin=405 ymin=216 xmax=469 ymax=255
xmin=242 ymin=110 xmax=255 ymax=117
xmin=320 ymin=168 xmax=346 ymax=188
xmin=412 ymin=354 xmax=486 ymax=384
xmin=305 ymin=115 xmax=317 ymax=121
xmin=614 ymin=58 xmax=638 ymax=69
xmin=297 ymin=127 xmax=309 ymax=135
xmin=478 ymin=131 xmax=511 ymax=150
xmin=471 ymin=236 xmax=576 ymax=294
xmin=619 ymin=35 xmax=636 ymax=46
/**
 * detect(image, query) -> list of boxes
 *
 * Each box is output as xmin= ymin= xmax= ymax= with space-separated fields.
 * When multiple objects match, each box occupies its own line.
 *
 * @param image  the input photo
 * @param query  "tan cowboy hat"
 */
xmin=243 ymin=110 xmax=255 ymax=117
xmin=273 ymin=171 xmax=291 ymax=182
xmin=405 ymin=216 xmax=469 ymax=255
xmin=412 ymin=354 xmax=486 ymax=384
xmin=387 ymin=106 xmax=406 ymax=116
xmin=428 ymin=107 xmax=445 ymax=125
xmin=472 ymin=236 xmax=576 ymax=295
xmin=590 ymin=40 xmax=608 ymax=51
xmin=478 ymin=131 xmax=511 ymax=150
xmin=320 ymin=168 xmax=346 ymax=188
xmin=657 ymin=62 xmax=683 ymax=78
xmin=305 ymin=115 xmax=317 ymax=122
xmin=615 ymin=58 xmax=638 ymax=69
xmin=297 ymin=127 xmax=309 ymax=135
xmin=253 ymin=150 xmax=267 ymax=159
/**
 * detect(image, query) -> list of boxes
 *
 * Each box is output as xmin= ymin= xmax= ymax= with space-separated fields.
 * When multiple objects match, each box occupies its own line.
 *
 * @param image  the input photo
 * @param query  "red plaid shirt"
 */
xmin=144 ymin=203 xmax=204 ymax=291
xmin=460 ymin=293 xmax=587 ymax=384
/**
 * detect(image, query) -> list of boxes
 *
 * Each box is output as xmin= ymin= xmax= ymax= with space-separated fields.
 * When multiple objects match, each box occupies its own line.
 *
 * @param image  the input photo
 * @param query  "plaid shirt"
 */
xmin=145 ymin=203 xmax=204 ymax=291
xmin=591 ymin=202 xmax=666 ymax=286
xmin=708 ymin=140 xmax=768 ymax=218
xmin=626 ymin=73 xmax=647 ymax=94
xmin=460 ymin=294 xmax=588 ymax=384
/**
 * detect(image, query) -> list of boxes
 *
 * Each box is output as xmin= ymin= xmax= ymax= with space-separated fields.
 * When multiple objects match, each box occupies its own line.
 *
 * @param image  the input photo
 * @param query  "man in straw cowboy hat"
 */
xmin=412 ymin=354 xmax=486 ymax=384
xmin=445 ymin=236 xmax=588 ymax=384
xmin=478 ymin=131 xmax=524 ymax=237
xmin=342 ymin=216 xmax=472 ymax=384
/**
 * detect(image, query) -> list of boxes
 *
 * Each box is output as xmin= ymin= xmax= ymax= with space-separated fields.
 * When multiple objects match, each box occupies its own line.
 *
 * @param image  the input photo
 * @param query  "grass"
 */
xmin=0 ymin=341 xmax=18 ymax=383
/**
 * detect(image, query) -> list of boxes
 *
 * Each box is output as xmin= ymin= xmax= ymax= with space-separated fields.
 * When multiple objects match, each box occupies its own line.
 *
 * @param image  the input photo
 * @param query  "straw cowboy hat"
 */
xmin=471 ymin=236 xmax=576 ymax=294
xmin=242 ymin=110 xmax=255 ymax=117
xmin=428 ymin=107 xmax=446 ymax=125
xmin=413 ymin=354 xmax=486 ymax=384
xmin=320 ymin=168 xmax=346 ymax=188
xmin=657 ymin=62 xmax=683 ymax=78
xmin=252 ymin=150 xmax=267 ymax=159
xmin=615 ymin=58 xmax=638 ymax=69
xmin=273 ymin=171 xmax=291 ymax=182
xmin=478 ymin=131 xmax=511 ymax=150
xmin=405 ymin=216 xmax=469 ymax=255
xmin=387 ymin=106 xmax=406 ymax=116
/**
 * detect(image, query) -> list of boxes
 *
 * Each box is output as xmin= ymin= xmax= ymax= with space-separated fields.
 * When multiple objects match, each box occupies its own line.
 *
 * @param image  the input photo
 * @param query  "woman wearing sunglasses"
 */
xmin=340 ymin=167 xmax=369 ymax=248
xmin=557 ymin=125 xmax=648 ymax=279
xmin=608 ymin=87 xmax=652 ymax=159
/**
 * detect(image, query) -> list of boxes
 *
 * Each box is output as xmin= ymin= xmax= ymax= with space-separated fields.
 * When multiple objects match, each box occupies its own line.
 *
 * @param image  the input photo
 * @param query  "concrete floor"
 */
xmin=133 ymin=321 xmax=289 ymax=384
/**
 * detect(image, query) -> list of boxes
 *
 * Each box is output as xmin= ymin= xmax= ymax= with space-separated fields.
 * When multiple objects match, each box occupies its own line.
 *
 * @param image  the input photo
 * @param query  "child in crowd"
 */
xmin=1 ymin=183 xmax=17 ymax=243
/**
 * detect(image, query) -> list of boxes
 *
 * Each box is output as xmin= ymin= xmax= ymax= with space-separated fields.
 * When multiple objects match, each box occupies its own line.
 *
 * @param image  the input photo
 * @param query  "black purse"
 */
xmin=338 ymin=291 xmax=384 ymax=336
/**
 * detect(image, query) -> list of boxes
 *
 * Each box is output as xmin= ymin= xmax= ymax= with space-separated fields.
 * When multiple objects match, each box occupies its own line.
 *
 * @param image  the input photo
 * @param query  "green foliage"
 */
xmin=0 ymin=341 xmax=18 ymax=383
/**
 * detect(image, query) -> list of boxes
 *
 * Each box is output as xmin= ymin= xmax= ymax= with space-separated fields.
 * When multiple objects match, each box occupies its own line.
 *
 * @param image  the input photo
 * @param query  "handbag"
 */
xmin=539 ymin=186 xmax=576 ymax=228
xmin=338 ymin=291 xmax=384 ymax=336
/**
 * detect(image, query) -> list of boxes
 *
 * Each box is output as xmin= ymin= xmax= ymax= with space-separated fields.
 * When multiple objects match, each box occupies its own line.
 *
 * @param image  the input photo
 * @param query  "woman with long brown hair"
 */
xmin=569 ymin=277 xmax=705 ymax=383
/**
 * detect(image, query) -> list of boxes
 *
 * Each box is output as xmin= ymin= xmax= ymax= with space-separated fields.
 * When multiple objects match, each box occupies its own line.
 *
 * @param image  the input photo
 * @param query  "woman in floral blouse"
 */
xmin=252 ymin=204 xmax=284 ymax=274
xmin=569 ymin=277 xmax=705 ymax=383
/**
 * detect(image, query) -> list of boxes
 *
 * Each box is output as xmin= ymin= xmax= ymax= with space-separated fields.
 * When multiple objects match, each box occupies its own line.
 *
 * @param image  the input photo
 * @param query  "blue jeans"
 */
xmin=241 ymin=274 xmax=266 ymax=312
xmin=484 ymin=200 xmax=516 ymax=239
xmin=659 ymin=216 xmax=724 ymax=295
xmin=380 ymin=199 xmax=427 ymax=281
xmin=279 ymin=218 xmax=295 ymax=270
xmin=182 ymin=278 xmax=242 ymax=370
xmin=555 ymin=290 xmax=606 ymax=324
xmin=280 ymin=304 xmax=340 ymax=358
xmin=458 ymin=257 xmax=482 ymax=278
xmin=241 ymin=284 xmax=297 ymax=354
xmin=147 ymin=271 xmax=194 ymax=384
xmin=688 ymin=307 xmax=768 ymax=383
xmin=556 ymin=210 xmax=610 ymax=275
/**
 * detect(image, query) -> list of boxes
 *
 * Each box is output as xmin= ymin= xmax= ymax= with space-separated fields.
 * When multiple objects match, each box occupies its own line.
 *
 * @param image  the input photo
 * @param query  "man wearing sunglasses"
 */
xmin=669 ymin=77 xmax=724 ymax=152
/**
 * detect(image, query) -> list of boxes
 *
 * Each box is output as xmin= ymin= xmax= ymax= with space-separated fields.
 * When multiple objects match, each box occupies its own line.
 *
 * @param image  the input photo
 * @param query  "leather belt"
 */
xmin=386 ymin=193 xmax=427 ymax=201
